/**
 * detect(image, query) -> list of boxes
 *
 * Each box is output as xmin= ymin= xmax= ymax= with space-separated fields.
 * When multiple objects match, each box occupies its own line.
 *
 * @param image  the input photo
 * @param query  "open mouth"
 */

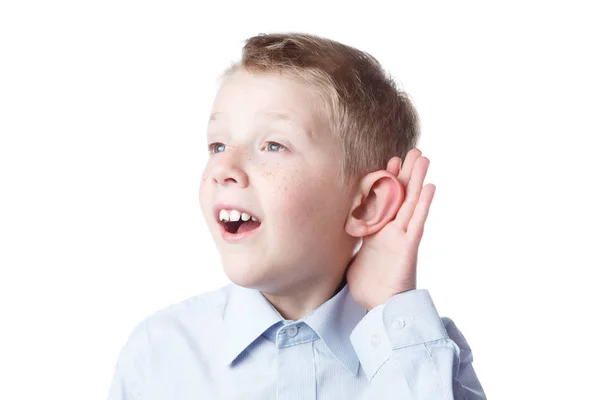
xmin=217 ymin=208 xmax=262 ymax=235
xmin=222 ymin=219 xmax=261 ymax=234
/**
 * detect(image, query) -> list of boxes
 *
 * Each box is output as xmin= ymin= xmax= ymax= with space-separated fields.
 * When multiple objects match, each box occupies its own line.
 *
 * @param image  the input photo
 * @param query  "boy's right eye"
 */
xmin=208 ymin=142 xmax=226 ymax=154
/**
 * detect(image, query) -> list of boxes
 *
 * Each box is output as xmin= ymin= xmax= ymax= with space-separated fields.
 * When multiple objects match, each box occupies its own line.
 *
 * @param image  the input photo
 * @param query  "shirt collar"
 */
xmin=222 ymin=283 xmax=283 ymax=368
xmin=222 ymin=282 xmax=366 ymax=376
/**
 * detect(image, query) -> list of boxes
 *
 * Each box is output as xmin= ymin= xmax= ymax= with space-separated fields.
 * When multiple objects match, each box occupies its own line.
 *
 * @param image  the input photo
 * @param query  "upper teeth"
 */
xmin=219 ymin=209 xmax=258 ymax=222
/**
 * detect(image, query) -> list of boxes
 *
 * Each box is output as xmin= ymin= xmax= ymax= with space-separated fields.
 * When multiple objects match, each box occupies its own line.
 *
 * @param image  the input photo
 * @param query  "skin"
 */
xmin=345 ymin=151 xmax=436 ymax=311
xmin=199 ymin=68 xmax=435 ymax=320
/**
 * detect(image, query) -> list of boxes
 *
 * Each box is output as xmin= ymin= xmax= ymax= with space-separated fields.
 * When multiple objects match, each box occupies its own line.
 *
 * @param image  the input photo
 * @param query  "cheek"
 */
xmin=201 ymin=165 xmax=211 ymax=183
xmin=259 ymin=162 xmax=344 ymax=225
xmin=271 ymin=174 xmax=333 ymax=224
xmin=199 ymin=169 xmax=213 ymax=214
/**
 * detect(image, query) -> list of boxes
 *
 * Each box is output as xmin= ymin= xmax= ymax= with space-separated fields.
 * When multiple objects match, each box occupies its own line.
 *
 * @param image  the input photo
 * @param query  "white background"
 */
xmin=1 ymin=1 xmax=598 ymax=399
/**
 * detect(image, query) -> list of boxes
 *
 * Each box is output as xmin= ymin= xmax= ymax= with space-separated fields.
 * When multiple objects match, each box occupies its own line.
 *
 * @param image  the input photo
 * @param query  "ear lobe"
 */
xmin=344 ymin=170 xmax=404 ymax=238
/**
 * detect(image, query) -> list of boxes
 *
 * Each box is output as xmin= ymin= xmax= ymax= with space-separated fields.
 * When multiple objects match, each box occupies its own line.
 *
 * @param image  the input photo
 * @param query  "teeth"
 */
xmin=218 ymin=209 xmax=258 ymax=222
xmin=229 ymin=210 xmax=241 ymax=222
xmin=219 ymin=209 xmax=229 ymax=222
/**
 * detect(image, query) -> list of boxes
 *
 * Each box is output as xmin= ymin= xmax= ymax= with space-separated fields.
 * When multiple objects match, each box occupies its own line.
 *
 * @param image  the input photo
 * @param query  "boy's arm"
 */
xmin=106 ymin=320 xmax=149 ymax=400
xmin=349 ymin=289 xmax=486 ymax=399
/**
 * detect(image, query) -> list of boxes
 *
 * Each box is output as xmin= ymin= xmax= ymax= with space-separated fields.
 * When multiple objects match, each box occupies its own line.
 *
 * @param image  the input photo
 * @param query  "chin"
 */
xmin=221 ymin=257 xmax=269 ymax=289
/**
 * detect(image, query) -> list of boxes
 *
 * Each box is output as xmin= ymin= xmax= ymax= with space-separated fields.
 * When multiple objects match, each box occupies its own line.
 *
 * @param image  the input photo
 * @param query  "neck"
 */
xmin=261 ymin=265 xmax=348 ymax=321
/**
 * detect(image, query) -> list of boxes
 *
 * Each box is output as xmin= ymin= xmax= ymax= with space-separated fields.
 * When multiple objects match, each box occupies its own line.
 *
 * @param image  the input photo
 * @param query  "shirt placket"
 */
xmin=275 ymin=322 xmax=318 ymax=400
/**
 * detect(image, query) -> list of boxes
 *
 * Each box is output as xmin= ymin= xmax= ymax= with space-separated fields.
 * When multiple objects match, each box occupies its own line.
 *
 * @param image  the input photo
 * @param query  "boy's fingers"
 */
xmin=386 ymin=157 xmax=402 ymax=176
xmin=396 ymin=157 xmax=429 ymax=231
xmin=407 ymin=183 xmax=436 ymax=241
xmin=399 ymin=149 xmax=422 ymax=186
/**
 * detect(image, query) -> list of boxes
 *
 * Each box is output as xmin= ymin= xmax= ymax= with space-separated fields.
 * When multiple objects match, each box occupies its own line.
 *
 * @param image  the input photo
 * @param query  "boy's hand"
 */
xmin=346 ymin=149 xmax=436 ymax=311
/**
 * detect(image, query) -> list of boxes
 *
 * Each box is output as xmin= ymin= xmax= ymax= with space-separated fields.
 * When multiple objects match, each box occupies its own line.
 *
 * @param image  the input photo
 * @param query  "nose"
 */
xmin=210 ymin=150 xmax=249 ymax=188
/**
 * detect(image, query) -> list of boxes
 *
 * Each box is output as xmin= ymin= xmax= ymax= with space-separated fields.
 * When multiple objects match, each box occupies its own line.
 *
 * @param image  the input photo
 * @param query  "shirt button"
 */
xmin=287 ymin=325 xmax=298 ymax=337
xmin=392 ymin=318 xmax=406 ymax=329
xmin=370 ymin=333 xmax=380 ymax=348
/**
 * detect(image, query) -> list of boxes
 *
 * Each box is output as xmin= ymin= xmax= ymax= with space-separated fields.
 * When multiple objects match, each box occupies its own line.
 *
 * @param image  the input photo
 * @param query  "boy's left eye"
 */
xmin=263 ymin=142 xmax=287 ymax=152
xmin=208 ymin=142 xmax=227 ymax=154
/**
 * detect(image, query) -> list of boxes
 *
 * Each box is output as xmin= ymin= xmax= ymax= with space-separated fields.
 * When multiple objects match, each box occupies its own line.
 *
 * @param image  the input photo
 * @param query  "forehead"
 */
xmin=209 ymin=69 xmax=328 ymax=131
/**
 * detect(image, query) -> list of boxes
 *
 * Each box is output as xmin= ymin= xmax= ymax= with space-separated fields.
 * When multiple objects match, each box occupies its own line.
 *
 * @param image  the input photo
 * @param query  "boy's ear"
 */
xmin=344 ymin=168 xmax=404 ymax=238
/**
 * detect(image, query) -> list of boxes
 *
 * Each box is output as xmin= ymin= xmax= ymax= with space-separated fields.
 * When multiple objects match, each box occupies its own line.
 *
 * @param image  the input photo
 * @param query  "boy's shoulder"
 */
xmin=154 ymin=282 xmax=232 ymax=318
xmin=112 ymin=283 xmax=242 ymax=391
xmin=133 ymin=283 xmax=234 ymax=339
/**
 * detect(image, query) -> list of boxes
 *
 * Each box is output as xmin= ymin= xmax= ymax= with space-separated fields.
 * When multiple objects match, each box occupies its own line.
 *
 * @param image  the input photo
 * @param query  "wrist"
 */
xmin=366 ymin=286 xmax=417 ymax=311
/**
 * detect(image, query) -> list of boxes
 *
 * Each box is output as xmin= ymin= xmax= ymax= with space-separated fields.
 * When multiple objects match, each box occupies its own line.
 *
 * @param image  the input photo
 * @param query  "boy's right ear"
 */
xmin=344 ymin=165 xmax=404 ymax=238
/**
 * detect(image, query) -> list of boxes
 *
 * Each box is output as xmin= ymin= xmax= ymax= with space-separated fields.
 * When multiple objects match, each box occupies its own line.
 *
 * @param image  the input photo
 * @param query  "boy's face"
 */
xmin=199 ymin=69 xmax=357 ymax=292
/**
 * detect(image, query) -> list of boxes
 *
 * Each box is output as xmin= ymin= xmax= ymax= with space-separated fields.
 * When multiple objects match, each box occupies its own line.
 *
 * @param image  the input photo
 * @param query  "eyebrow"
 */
xmin=209 ymin=111 xmax=312 ymax=139
xmin=257 ymin=111 xmax=295 ymax=122
xmin=210 ymin=111 xmax=297 ymax=122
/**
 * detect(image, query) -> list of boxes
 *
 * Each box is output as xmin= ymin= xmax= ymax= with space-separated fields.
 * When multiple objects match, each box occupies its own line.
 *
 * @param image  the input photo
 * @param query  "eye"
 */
xmin=208 ymin=142 xmax=226 ymax=154
xmin=262 ymin=141 xmax=287 ymax=152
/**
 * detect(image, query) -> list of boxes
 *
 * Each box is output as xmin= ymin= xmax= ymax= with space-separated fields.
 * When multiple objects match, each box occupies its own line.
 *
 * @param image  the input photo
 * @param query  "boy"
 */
xmin=107 ymin=33 xmax=486 ymax=399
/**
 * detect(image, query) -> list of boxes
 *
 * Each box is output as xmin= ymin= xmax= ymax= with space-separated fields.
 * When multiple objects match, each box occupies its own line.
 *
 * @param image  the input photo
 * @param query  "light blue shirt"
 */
xmin=107 ymin=282 xmax=486 ymax=399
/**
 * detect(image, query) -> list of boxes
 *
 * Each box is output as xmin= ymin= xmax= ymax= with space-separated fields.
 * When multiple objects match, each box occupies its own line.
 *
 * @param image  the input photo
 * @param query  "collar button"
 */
xmin=287 ymin=325 xmax=298 ymax=337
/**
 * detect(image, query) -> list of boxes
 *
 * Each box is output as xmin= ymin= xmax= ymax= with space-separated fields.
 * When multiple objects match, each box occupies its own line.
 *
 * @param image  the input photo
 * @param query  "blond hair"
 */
xmin=223 ymin=32 xmax=420 ymax=185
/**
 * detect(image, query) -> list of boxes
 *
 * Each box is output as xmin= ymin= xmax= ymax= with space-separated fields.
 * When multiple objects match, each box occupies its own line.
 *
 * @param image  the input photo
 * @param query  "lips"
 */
xmin=218 ymin=219 xmax=262 ymax=242
xmin=213 ymin=203 xmax=262 ymax=242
